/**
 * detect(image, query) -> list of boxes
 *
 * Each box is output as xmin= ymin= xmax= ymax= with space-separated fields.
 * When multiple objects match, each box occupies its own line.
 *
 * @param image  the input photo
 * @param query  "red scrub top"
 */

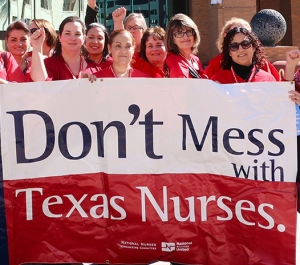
xmin=95 ymin=65 xmax=149 ymax=78
xmin=0 ymin=52 xmax=27 ymax=83
xmin=44 ymin=54 xmax=99 ymax=80
xmin=165 ymin=52 xmax=207 ymax=78
xmin=131 ymin=54 xmax=166 ymax=78
xmin=211 ymin=67 xmax=276 ymax=84
xmin=205 ymin=53 xmax=281 ymax=81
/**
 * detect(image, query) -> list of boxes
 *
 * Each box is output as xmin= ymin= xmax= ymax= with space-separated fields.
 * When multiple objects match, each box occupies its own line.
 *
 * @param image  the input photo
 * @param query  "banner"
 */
xmin=0 ymin=78 xmax=297 ymax=265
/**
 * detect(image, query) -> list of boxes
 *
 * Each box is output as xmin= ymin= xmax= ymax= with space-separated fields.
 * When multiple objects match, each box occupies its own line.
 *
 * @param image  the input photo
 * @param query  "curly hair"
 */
xmin=216 ymin=17 xmax=251 ymax=53
xmin=140 ymin=26 xmax=165 ymax=62
xmin=220 ymin=27 xmax=266 ymax=70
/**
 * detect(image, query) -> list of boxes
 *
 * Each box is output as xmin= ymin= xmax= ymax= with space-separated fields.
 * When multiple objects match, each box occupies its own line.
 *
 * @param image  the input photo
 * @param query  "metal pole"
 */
xmin=33 ymin=0 xmax=36 ymax=19
xmin=131 ymin=0 xmax=133 ymax=13
xmin=97 ymin=0 xmax=101 ymax=22
xmin=103 ymin=0 xmax=106 ymax=27
xmin=78 ymin=0 xmax=81 ymax=18
xmin=8 ymin=0 xmax=11 ymax=24
xmin=148 ymin=0 xmax=150 ymax=26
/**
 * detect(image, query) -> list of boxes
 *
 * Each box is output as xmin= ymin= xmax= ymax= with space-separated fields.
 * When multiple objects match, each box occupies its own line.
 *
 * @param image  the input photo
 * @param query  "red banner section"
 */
xmin=4 ymin=173 xmax=296 ymax=265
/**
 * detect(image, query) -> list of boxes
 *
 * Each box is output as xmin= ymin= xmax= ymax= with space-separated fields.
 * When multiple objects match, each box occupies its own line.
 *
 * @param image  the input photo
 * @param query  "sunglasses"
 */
xmin=30 ymin=28 xmax=39 ymax=34
xmin=229 ymin=40 xmax=252 ymax=52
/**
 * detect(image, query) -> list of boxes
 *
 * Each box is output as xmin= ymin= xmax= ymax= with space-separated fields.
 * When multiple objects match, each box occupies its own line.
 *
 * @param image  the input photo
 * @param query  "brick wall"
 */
xmin=264 ymin=46 xmax=299 ymax=63
xmin=189 ymin=0 xmax=256 ymax=66
xmin=291 ymin=0 xmax=300 ymax=48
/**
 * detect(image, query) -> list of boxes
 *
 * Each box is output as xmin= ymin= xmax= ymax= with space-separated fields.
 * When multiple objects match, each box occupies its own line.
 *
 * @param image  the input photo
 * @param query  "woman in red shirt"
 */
xmin=112 ymin=7 xmax=147 ymax=55
xmin=34 ymin=16 xmax=98 ymax=81
xmin=95 ymin=29 xmax=148 ymax=78
xmin=132 ymin=26 xmax=167 ymax=78
xmin=205 ymin=17 xmax=280 ymax=81
xmin=27 ymin=18 xmax=57 ymax=60
xmin=211 ymin=27 xmax=275 ymax=84
xmin=84 ymin=22 xmax=112 ymax=71
xmin=5 ymin=20 xmax=31 ymax=75
xmin=0 ymin=51 xmax=27 ymax=83
xmin=164 ymin=13 xmax=207 ymax=78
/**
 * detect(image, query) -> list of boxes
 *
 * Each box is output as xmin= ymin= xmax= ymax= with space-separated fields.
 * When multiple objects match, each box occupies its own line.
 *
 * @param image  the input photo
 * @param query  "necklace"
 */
xmin=110 ymin=65 xmax=132 ymax=78
xmin=64 ymin=56 xmax=83 ymax=79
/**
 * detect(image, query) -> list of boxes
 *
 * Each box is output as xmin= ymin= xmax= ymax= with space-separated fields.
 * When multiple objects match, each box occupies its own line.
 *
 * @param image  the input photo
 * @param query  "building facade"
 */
xmin=0 ymin=0 xmax=300 ymax=65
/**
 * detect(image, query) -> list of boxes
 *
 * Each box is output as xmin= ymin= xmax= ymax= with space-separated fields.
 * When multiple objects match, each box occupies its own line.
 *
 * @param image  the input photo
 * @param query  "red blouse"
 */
xmin=205 ymin=53 xmax=281 ymax=81
xmin=95 ymin=65 xmax=150 ymax=78
xmin=165 ymin=52 xmax=207 ymax=78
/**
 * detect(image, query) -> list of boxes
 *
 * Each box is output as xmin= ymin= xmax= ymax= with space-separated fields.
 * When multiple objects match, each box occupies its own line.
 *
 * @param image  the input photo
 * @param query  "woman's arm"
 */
xmin=30 ymin=28 xmax=48 ymax=82
xmin=112 ymin=7 xmax=126 ymax=30
xmin=85 ymin=0 xmax=99 ymax=26
xmin=284 ymin=50 xmax=300 ymax=81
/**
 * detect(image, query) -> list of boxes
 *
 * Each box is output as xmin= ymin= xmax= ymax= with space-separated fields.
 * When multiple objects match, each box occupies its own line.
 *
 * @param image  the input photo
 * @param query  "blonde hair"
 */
xmin=124 ymin=13 xmax=147 ymax=32
xmin=216 ymin=17 xmax=251 ymax=52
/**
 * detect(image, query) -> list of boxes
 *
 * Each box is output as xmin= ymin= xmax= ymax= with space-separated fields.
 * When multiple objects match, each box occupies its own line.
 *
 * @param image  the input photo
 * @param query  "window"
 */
xmin=41 ymin=0 xmax=49 ymax=9
xmin=63 ymin=0 xmax=76 ymax=11
xmin=98 ymin=0 xmax=170 ymax=29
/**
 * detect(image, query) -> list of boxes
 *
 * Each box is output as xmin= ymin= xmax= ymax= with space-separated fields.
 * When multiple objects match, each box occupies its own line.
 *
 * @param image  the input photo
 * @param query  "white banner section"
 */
xmin=0 ymin=79 xmax=296 ymax=182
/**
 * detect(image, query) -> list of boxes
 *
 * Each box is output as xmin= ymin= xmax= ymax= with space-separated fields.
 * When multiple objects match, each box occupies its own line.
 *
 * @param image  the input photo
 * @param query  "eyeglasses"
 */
xmin=125 ymin=26 xmax=143 ymax=31
xmin=30 ymin=28 xmax=39 ymax=34
xmin=229 ymin=40 xmax=252 ymax=51
xmin=173 ymin=29 xmax=195 ymax=38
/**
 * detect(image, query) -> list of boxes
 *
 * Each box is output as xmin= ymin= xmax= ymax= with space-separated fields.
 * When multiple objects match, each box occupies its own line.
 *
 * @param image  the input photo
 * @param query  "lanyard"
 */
xmin=64 ymin=56 xmax=83 ymax=79
xmin=231 ymin=66 xmax=258 ymax=83
xmin=111 ymin=65 xmax=132 ymax=78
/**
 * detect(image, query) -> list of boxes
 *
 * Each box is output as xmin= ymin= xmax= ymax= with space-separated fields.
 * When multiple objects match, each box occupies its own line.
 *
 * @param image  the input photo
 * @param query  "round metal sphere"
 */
xmin=250 ymin=9 xmax=287 ymax=46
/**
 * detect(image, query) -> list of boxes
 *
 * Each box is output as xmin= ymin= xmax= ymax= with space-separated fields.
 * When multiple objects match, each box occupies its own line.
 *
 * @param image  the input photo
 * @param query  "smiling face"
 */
xmin=172 ymin=27 xmax=194 ymax=55
xmin=85 ymin=27 xmax=105 ymax=57
xmin=6 ymin=29 xmax=29 ymax=57
xmin=58 ymin=21 xmax=84 ymax=53
xmin=229 ymin=33 xmax=254 ymax=66
xmin=108 ymin=32 xmax=134 ymax=66
xmin=145 ymin=35 xmax=166 ymax=67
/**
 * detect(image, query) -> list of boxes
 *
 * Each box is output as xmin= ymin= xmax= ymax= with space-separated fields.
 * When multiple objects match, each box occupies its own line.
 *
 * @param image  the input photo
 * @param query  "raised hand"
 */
xmin=30 ymin=28 xmax=46 ymax=50
xmin=112 ymin=7 xmax=127 ymax=30
xmin=284 ymin=50 xmax=300 ymax=81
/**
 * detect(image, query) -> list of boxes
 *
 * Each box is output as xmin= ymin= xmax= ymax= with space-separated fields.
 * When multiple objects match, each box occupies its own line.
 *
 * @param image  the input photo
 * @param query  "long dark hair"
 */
xmin=54 ymin=16 xmax=85 ymax=56
xmin=84 ymin=22 xmax=109 ymax=60
xmin=221 ymin=27 xmax=266 ymax=70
